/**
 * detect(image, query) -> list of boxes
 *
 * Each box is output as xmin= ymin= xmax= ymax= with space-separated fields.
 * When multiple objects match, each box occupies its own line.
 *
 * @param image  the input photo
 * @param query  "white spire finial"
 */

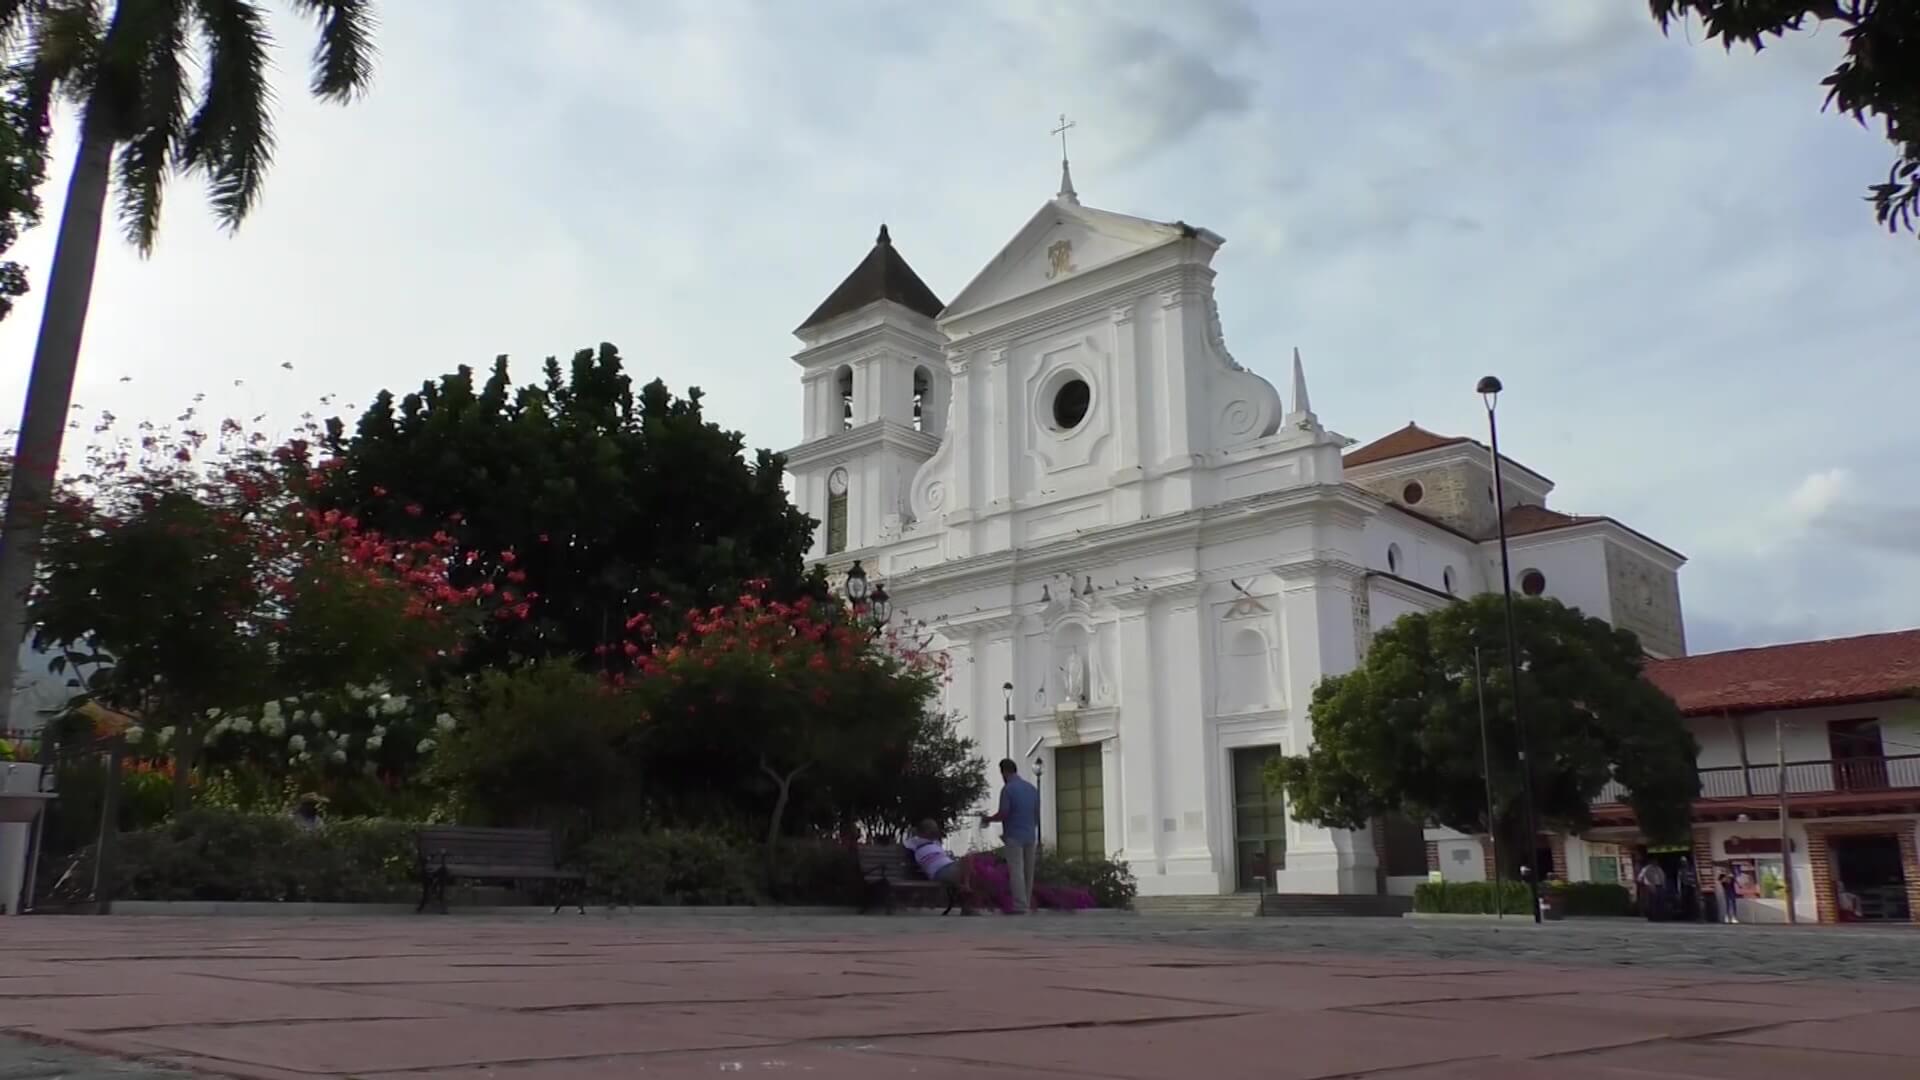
xmin=1052 ymin=113 xmax=1079 ymax=204
xmin=1291 ymin=347 xmax=1313 ymax=417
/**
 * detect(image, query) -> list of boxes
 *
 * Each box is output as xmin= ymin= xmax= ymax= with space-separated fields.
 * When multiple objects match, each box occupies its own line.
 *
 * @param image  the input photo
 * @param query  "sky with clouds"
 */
xmin=0 ymin=0 xmax=1914 ymax=656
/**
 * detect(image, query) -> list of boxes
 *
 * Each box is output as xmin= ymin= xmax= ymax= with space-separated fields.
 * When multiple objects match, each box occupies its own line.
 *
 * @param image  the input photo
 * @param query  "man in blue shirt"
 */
xmin=981 ymin=758 xmax=1041 ymax=913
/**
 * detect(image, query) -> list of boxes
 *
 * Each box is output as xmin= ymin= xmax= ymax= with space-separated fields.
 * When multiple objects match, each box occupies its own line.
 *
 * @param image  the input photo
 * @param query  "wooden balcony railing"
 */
xmin=1593 ymin=754 xmax=1920 ymax=806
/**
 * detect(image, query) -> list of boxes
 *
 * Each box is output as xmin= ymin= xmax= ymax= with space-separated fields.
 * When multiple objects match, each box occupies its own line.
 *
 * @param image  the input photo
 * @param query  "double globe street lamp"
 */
xmin=841 ymin=560 xmax=891 ymax=634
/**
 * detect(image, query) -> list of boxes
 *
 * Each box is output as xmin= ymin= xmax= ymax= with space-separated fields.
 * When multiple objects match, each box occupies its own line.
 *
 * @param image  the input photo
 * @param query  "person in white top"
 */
xmin=901 ymin=820 xmax=980 ymax=915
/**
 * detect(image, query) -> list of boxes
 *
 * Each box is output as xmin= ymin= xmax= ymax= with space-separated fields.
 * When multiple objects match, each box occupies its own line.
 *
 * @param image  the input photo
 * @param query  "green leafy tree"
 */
xmin=0 ymin=85 xmax=48 ymax=322
xmin=429 ymin=661 xmax=638 ymax=836
xmin=31 ymin=426 xmax=474 ymax=811
xmin=622 ymin=590 xmax=952 ymax=854
xmin=0 ymin=0 xmax=379 ymax=728
xmin=1650 ymin=1 xmax=1920 ymax=236
xmin=822 ymin=709 xmax=990 ymax=841
xmin=316 ymin=345 xmax=821 ymax=671
xmin=1268 ymin=595 xmax=1699 ymax=868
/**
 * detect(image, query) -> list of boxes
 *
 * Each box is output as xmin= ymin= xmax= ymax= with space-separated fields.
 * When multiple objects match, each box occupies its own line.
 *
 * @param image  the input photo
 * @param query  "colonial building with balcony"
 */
xmin=1544 ymin=630 xmax=1920 ymax=924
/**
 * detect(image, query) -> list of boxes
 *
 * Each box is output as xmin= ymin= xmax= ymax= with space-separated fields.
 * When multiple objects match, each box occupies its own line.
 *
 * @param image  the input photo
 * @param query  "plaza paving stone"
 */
xmin=2 ymin=913 xmax=1919 ymax=1077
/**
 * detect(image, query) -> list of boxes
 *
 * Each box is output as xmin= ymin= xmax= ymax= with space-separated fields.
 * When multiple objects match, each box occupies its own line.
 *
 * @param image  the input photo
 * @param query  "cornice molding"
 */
xmin=941 ymin=262 xmax=1212 ymax=355
xmin=783 ymin=420 xmax=941 ymax=469
xmin=791 ymin=318 xmax=943 ymax=369
xmin=881 ymin=484 xmax=1380 ymax=609
xmin=1274 ymin=557 xmax=1367 ymax=586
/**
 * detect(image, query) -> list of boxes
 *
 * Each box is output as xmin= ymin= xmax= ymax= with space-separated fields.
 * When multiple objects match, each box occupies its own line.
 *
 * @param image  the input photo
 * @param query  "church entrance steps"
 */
xmin=1258 ymin=893 xmax=1414 ymax=918
xmin=1132 ymin=895 xmax=1264 ymax=918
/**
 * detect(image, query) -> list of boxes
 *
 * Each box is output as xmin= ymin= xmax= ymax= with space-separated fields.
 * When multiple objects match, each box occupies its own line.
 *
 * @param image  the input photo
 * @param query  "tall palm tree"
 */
xmin=0 ymin=0 xmax=377 ymax=727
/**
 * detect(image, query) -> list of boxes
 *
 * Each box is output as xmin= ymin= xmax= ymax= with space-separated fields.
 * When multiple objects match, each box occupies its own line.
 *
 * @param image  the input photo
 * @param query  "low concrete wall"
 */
xmin=106 ymin=901 xmax=859 ymax=917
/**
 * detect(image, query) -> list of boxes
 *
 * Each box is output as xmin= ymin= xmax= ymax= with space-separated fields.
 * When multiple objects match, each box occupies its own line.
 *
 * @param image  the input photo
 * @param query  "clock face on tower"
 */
xmin=828 ymin=467 xmax=849 ymax=496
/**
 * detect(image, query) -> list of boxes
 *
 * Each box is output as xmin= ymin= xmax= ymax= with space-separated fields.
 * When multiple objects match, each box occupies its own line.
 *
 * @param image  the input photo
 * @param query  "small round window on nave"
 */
xmin=1052 ymin=378 xmax=1091 ymax=430
xmin=1520 ymin=569 xmax=1547 ymax=596
xmin=1402 ymin=481 xmax=1424 ymax=505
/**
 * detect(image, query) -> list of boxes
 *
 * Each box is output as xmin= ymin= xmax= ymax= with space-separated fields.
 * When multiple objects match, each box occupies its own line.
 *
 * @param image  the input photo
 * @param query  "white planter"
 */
xmin=0 ymin=762 xmax=50 ymax=915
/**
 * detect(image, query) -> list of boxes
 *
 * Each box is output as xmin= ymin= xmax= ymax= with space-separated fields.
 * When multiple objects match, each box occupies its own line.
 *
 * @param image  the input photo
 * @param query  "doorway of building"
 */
xmin=1829 ymin=719 xmax=1889 ymax=792
xmin=1232 ymin=746 xmax=1287 ymax=891
xmin=1052 ymin=744 xmax=1105 ymax=860
xmin=1829 ymin=834 xmax=1910 ymax=921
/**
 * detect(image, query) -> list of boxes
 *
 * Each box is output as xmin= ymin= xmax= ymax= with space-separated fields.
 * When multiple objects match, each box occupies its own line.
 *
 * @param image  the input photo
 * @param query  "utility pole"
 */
xmin=1776 ymin=715 xmax=1797 ymax=924
xmin=1475 ymin=645 xmax=1503 ymax=918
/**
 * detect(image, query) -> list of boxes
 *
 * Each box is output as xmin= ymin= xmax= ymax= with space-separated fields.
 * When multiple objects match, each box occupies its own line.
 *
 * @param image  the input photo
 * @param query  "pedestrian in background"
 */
xmin=980 ymin=758 xmax=1040 ymax=914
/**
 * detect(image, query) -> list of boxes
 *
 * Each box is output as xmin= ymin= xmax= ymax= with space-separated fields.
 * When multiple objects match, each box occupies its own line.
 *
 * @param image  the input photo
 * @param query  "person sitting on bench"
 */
xmin=902 ymin=820 xmax=980 ymax=915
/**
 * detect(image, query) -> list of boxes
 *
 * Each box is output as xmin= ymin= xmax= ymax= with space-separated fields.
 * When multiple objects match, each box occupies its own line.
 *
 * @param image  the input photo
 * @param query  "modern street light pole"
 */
xmin=1473 ymin=643 xmax=1503 ymax=919
xmin=1478 ymin=375 xmax=1543 ymax=925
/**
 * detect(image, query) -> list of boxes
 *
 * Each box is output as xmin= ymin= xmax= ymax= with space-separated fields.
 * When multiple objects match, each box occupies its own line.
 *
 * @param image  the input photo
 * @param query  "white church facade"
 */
xmin=782 ymin=173 xmax=1688 ymax=898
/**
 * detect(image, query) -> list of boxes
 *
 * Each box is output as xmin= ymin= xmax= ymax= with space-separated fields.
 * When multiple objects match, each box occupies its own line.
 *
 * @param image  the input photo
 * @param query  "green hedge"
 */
xmin=1551 ymin=881 xmax=1634 ymax=917
xmin=44 ymin=809 xmax=418 ymax=904
xmin=578 ymin=828 xmax=761 ymax=906
xmin=1413 ymin=880 xmax=1533 ymax=915
xmin=44 ymin=811 xmax=871 ymax=908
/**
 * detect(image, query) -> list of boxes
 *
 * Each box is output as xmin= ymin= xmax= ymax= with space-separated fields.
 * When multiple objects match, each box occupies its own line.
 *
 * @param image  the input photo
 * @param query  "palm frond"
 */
xmin=114 ymin=0 xmax=190 ymax=251
xmin=183 ymin=0 xmax=274 ymax=230
xmin=0 ymin=0 xmax=43 ymax=55
xmin=287 ymin=0 xmax=373 ymax=102
xmin=16 ymin=0 xmax=101 ymax=121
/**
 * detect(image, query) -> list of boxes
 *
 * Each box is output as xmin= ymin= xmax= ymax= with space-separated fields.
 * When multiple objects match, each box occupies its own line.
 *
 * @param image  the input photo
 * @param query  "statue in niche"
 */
xmin=1060 ymin=647 xmax=1088 ymax=708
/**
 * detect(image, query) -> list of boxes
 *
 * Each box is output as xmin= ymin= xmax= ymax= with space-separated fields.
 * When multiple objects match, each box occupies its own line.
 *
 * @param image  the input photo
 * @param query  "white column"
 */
xmin=1109 ymin=304 xmax=1147 ymax=518
xmin=1270 ymin=559 xmax=1377 ymax=895
xmin=987 ymin=346 xmax=1011 ymax=508
xmin=1157 ymin=582 xmax=1221 ymax=893
xmin=1113 ymin=596 xmax=1161 ymax=875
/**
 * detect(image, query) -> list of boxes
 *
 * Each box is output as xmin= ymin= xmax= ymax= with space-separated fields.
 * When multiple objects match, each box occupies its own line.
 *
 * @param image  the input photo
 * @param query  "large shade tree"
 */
xmin=316 ymin=345 xmax=821 ymax=673
xmin=0 ymin=0 xmax=380 ymax=727
xmin=1268 ymin=594 xmax=1700 ymax=871
xmin=1649 ymin=1 xmax=1920 ymax=237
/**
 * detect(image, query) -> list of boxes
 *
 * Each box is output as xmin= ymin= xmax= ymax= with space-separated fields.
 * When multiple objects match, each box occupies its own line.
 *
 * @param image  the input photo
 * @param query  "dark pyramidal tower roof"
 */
xmin=797 ymin=224 xmax=945 ymax=332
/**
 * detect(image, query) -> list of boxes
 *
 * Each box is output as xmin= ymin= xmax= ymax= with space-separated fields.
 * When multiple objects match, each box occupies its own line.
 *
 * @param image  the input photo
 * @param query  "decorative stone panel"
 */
xmin=1604 ymin=543 xmax=1685 ymax=657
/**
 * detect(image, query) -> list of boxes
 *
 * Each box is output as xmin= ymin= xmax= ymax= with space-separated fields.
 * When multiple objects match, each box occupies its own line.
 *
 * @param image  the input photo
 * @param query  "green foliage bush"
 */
xmin=1413 ymin=880 xmax=1533 ymax=915
xmin=578 ymin=828 xmax=761 ymax=906
xmin=1550 ymin=880 xmax=1634 ymax=917
xmin=1033 ymin=849 xmax=1138 ymax=910
xmin=765 ymin=839 xmax=866 ymax=907
xmin=44 ymin=808 xmax=417 ymax=904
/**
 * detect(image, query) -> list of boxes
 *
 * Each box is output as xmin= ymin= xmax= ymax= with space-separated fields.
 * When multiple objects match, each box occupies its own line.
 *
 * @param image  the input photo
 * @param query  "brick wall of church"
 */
xmin=1350 ymin=462 xmax=1498 ymax=537
xmin=1604 ymin=543 xmax=1685 ymax=657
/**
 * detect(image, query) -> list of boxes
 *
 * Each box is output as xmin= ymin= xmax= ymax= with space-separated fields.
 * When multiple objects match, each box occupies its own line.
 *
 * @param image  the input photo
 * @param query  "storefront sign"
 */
xmin=1724 ymin=836 xmax=1795 ymax=855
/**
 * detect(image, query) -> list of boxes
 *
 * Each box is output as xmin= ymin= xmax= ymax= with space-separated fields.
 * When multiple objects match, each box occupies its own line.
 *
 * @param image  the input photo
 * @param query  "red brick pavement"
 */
xmin=1 ymin=916 xmax=1917 ymax=1078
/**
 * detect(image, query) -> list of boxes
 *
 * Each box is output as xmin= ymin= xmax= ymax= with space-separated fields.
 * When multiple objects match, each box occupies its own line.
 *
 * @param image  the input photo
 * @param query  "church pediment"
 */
xmin=939 ymin=199 xmax=1208 ymax=324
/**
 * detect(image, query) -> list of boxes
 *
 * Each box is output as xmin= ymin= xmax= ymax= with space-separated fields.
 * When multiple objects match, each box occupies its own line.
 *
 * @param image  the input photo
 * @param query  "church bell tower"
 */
xmin=784 ymin=225 xmax=950 ymax=560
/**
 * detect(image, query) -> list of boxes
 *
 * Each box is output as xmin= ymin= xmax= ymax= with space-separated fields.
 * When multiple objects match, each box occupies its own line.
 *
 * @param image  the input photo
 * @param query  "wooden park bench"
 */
xmin=856 ymin=841 xmax=958 ymax=915
xmin=415 ymin=826 xmax=586 ymax=914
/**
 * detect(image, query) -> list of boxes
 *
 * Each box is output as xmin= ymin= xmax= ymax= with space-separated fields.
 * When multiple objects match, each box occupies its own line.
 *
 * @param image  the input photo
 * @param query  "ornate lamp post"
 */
xmin=1003 ymin=682 xmax=1015 ymax=759
xmin=1478 ymin=375 xmax=1542 ymax=925
xmin=839 ymin=560 xmax=891 ymax=636
xmin=844 ymin=560 xmax=869 ymax=607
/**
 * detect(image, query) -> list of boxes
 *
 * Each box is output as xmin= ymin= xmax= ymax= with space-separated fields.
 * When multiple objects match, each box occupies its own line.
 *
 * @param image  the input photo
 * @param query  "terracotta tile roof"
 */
xmin=1500 ymin=503 xmax=1686 ymax=561
xmin=1644 ymin=629 xmax=1920 ymax=716
xmin=1342 ymin=423 xmax=1469 ymax=467
xmin=797 ymin=224 xmax=945 ymax=331
xmin=1503 ymin=504 xmax=1599 ymax=535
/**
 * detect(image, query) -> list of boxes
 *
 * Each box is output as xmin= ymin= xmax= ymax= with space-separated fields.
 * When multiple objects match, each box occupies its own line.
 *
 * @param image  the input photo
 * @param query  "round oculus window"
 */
xmin=1051 ymin=377 xmax=1092 ymax=431
xmin=1402 ymin=481 xmax=1425 ymax=506
xmin=1520 ymin=569 xmax=1547 ymax=597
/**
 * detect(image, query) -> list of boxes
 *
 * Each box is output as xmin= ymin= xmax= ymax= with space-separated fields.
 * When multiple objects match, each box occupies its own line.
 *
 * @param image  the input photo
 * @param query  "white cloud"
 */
xmin=0 ymin=0 xmax=1913 ymax=652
